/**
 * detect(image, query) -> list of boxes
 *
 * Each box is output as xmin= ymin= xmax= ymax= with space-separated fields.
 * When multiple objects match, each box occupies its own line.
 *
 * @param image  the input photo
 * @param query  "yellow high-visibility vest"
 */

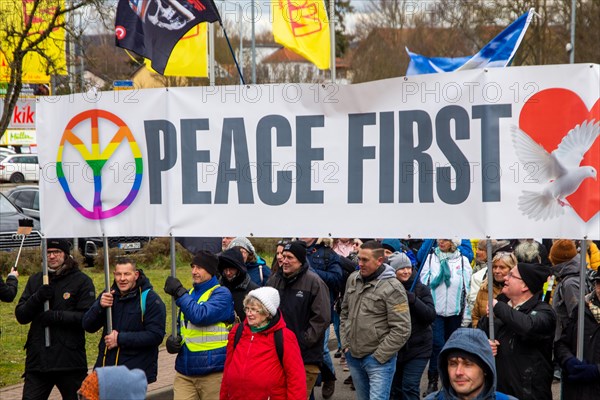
xmin=180 ymin=285 xmax=229 ymax=352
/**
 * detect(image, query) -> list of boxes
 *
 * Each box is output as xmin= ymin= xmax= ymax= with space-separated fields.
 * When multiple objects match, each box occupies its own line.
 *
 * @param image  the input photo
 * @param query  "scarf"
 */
xmin=430 ymin=247 xmax=461 ymax=290
xmin=586 ymin=293 xmax=600 ymax=323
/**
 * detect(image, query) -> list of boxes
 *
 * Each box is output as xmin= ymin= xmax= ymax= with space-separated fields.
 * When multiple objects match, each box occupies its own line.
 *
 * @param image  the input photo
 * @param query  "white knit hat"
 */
xmin=388 ymin=252 xmax=412 ymax=271
xmin=227 ymin=237 xmax=256 ymax=254
xmin=247 ymin=287 xmax=280 ymax=316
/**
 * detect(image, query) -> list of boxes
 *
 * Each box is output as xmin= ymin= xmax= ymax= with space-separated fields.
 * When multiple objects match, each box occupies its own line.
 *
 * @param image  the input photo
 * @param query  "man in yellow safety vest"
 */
xmin=164 ymin=250 xmax=235 ymax=400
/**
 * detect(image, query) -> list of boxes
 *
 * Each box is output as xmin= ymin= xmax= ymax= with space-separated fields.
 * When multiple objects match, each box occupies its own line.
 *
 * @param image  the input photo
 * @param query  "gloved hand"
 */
xmin=39 ymin=310 xmax=63 ymax=326
xmin=36 ymin=285 xmax=54 ymax=302
xmin=166 ymin=335 xmax=183 ymax=354
xmin=164 ymin=277 xmax=187 ymax=299
xmin=564 ymin=357 xmax=582 ymax=375
xmin=568 ymin=362 xmax=600 ymax=382
xmin=406 ymin=292 xmax=416 ymax=304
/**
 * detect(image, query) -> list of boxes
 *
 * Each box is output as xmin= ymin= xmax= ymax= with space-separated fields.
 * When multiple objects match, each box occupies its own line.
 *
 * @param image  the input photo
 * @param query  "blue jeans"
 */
xmin=429 ymin=315 xmax=462 ymax=374
xmin=332 ymin=310 xmax=341 ymax=350
xmin=390 ymin=357 xmax=429 ymax=400
xmin=322 ymin=326 xmax=336 ymax=380
xmin=346 ymin=351 xmax=397 ymax=400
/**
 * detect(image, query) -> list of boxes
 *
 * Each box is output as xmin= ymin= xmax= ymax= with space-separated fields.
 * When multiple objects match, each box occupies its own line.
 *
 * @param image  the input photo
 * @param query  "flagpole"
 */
xmin=209 ymin=23 xmax=215 ymax=86
xmin=329 ymin=0 xmax=336 ymax=83
xmin=251 ymin=0 xmax=256 ymax=83
xmin=219 ymin=21 xmax=246 ymax=84
xmin=569 ymin=0 xmax=576 ymax=63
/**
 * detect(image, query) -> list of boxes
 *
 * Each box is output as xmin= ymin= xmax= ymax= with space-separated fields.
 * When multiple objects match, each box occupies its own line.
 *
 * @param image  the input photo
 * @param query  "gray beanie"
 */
xmin=388 ymin=252 xmax=412 ymax=271
xmin=248 ymin=287 xmax=280 ymax=316
xmin=97 ymin=366 xmax=147 ymax=399
xmin=227 ymin=237 xmax=255 ymax=254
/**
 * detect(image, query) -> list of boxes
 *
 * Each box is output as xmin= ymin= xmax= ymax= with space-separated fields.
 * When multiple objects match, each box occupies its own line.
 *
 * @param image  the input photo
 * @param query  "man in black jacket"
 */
xmin=267 ymin=240 xmax=331 ymax=399
xmin=82 ymin=257 xmax=166 ymax=383
xmin=0 ymin=266 xmax=18 ymax=302
xmin=479 ymin=262 xmax=555 ymax=400
xmin=218 ymin=247 xmax=258 ymax=322
xmin=15 ymin=238 xmax=96 ymax=400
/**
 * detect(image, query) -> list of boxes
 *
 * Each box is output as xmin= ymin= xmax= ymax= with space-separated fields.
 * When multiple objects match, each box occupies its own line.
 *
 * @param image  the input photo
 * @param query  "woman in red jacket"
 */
xmin=220 ymin=287 xmax=306 ymax=400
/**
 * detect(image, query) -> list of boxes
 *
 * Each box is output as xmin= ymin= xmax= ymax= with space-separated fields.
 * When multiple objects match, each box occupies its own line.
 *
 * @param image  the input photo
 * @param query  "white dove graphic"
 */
xmin=512 ymin=119 xmax=599 ymax=221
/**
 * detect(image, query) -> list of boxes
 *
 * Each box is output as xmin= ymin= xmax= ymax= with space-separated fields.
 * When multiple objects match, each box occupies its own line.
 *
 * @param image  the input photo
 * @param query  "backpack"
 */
xmin=232 ymin=323 xmax=284 ymax=367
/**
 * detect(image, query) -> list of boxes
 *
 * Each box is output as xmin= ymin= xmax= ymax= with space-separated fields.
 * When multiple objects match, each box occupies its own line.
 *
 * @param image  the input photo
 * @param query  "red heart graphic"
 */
xmin=519 ymin=88 xmax=600 ymax=222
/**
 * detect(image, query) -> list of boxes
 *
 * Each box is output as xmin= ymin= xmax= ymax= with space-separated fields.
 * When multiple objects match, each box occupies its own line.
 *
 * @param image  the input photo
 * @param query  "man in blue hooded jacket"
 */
xmin=426 ymin=328 xmax=516 ymax=400
xmin=164 ymin=250 xmax=235 ymax=400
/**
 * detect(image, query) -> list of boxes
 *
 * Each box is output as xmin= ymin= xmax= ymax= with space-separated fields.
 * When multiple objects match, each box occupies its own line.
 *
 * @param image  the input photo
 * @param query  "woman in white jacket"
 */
xmin=419 ymin=239 xmax=471 ymax=397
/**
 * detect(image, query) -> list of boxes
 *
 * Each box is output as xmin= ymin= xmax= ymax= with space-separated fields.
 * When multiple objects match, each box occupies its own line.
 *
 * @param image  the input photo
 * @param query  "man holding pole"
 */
xmin=163 ymin=250 xmax=235 ymax=400
xmin=15 ymin=238 xmax=96 ymax=400
xmin=82 ymin=257 xmax=166 ymax=383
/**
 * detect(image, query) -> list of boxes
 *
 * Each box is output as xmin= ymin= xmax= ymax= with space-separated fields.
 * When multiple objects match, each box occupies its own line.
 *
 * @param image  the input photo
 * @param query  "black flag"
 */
xmin=115 ymin=0 xmax=221 ymax=75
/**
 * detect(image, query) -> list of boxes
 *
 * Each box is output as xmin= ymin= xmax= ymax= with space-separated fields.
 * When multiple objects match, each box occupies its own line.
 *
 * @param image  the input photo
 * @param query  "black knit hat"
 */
xmin=517 ymin=262 xmax=551 ymax=294
xmin=191 ymin=250 xmax=219 ymax=276
xmin=47 ymin=238 xmax=71 ymax=255
xmin=218 ymin=248 xmax=246 ymax=273
xmin=283 ymin=241 xmax=307 ymax=265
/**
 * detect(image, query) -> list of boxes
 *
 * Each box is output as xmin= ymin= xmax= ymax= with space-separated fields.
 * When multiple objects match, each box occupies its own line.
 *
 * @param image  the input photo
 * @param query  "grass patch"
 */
xmin=0 ymin=237 xmax=276 ymax=388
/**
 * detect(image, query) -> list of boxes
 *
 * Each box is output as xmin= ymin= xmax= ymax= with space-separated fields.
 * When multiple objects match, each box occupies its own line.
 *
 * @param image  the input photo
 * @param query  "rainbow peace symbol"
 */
xmin=57 ymin=109 xmax=143 ymax=220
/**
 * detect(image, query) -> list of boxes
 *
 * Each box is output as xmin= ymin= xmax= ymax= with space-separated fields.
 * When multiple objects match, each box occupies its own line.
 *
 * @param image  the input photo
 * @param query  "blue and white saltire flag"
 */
xmin=406 ymin=8 xmax=535 ymax=76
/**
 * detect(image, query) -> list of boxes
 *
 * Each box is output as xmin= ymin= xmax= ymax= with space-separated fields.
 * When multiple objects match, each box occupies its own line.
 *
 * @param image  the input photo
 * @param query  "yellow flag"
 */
xmin=145 ymin=24 xmax=208 ymax=77
xmin=272 ymin=0 xmax=331 ymax=70
xmin=0 ymin=0 xmax=67 ymax=83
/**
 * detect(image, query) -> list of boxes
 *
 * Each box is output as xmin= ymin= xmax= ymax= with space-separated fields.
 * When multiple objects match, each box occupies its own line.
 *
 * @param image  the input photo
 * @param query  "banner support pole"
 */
xmin=103 ymin=236 xmax=112 ymax=333
xmin=170 ymin=234 xmax=178 ymax=336
xmin=486 ymin=237 xmax=495 ymax=342
xmin=576 ymin=237 xmax=587 ymax=359
xmin=42 ymin=237 xmax=51 ymax=347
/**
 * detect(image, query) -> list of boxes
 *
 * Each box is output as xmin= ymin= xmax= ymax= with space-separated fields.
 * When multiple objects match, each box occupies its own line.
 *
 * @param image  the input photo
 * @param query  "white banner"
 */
xmin=37 ymin=64 xmax=600 ymax=239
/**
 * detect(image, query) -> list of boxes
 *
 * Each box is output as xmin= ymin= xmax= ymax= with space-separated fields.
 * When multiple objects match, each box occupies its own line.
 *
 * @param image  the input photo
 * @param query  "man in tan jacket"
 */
xmin=340 ymin=240 xmax=411 ymax=400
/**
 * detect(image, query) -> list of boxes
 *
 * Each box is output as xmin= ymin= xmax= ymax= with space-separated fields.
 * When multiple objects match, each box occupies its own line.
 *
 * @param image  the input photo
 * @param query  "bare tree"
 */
xmin=1 ymin=0 xmax=110 ymax=140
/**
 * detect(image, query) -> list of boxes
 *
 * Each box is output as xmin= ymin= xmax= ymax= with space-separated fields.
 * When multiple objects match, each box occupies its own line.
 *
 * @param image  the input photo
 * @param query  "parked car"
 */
xmin=6 ymin=185 xmax=39 ymax=220
xmin=3 ymin=185 xmax=150 ymax=264
xmin=0 ymin=146 xmax=16 ymax=157
xmin=0 ymin=193 xmax=42 ymax=252
xmin=0 ymin=153 xmax=39 ymax=183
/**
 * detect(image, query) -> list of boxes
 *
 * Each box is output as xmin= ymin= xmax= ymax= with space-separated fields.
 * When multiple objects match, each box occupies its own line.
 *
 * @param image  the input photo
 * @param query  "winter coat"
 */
xmin=554 ymin=293 xmax=600 ymax=400
xmin=267 ymin=263 xmax=331 ymax=366
xmin=425 ymin=328 xmax=517 ymax=400
xmin=220 ymin=313 xmax=306 ymax=400
xmin=471 ymin=279 xmax=504 ymax=329
xmin=340 ymin=264 xmax=411 ymax=364
xmin=551 ymin=258 xmax=580 ymax=340
xmin=586 ymin=241 xmax=600 ymax=271
xmin=15 ymin=264 xmax=96 ymax=372
xmin=397 ymin=275 xmax=436 ymax=363
xmin=306 ymin=240 xmax=344 ymax=302
xmin=247 ymin=256 xmax=271 ymax=287
xmin=478 ymin=294 xmax=556 ymax=400
xmin=0 ymin=274 xmax=18 ymax=302
xmin=175 ymin=276 xmax=235 ymax=376
xmin=420 ymin=252 xmax=471 ymax=317
xmin=82 ymin=270 xmax=166 ymax=383
xmin=220 ymin=271 xmax=259 ymax=322
xmin=417 ymin=239 xmax=474 ymax=264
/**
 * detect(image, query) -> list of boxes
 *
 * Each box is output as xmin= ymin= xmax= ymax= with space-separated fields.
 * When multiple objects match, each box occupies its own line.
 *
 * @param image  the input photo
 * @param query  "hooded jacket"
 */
xmin=267 ymin=262 xmax=331 ymax=365
xmin=82 ymin=270 xmax=166 ymax=383
xmin=341 ymin=264 xmax=411 ymax=363
xmin=551 ymin=257 xmax=580 ymax=339
xmin=478 ymin=294 xmax=556 ymax=400
xmin=220 ymin=312 xmax=306 ymax=400
xmin=425 ymin=328 xmax=517 ymax=400
xmin=246 ymin=255 xmax=271 ymax=287
xmin=398 ymin=273 xmax=436 ymax=363
xmin=219 ymin=260 xmax=259 ymax=322
xmin=15 ymin=261 xmax=96 ymax=372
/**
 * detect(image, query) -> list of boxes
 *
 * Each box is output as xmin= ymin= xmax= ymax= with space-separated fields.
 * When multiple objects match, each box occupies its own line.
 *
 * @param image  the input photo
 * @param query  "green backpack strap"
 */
xmin=140 ymin=288 xmax=151 ymax=322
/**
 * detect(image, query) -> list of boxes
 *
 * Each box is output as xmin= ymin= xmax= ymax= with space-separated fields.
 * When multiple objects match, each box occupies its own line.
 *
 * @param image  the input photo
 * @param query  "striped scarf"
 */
xmin=587 ymin=293 xmax=600 ymax=323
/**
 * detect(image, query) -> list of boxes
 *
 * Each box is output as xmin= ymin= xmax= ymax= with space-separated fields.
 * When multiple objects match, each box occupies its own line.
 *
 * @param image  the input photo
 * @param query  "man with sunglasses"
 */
xmin=478 ymin=262 xmax=555 ymax=400
xmin=15 ymin=238 xmax=96 ymax=400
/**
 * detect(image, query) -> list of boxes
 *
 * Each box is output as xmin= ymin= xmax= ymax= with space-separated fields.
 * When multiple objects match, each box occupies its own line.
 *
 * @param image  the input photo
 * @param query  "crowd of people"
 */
xmin=1 ymin=236 xmax=599 ymax=400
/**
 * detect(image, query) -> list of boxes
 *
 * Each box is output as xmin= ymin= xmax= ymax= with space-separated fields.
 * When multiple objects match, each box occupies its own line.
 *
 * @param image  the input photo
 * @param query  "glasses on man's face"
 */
xmin=47 ymin=250 xmax=62 ymax=257
xmin=507 ymin=271 xmax=523 ymax=281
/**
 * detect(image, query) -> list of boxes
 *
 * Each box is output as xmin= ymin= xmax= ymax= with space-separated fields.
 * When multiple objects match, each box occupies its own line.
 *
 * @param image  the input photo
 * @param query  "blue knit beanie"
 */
xmin=97 ymin=366 xmax=147 ymax=399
